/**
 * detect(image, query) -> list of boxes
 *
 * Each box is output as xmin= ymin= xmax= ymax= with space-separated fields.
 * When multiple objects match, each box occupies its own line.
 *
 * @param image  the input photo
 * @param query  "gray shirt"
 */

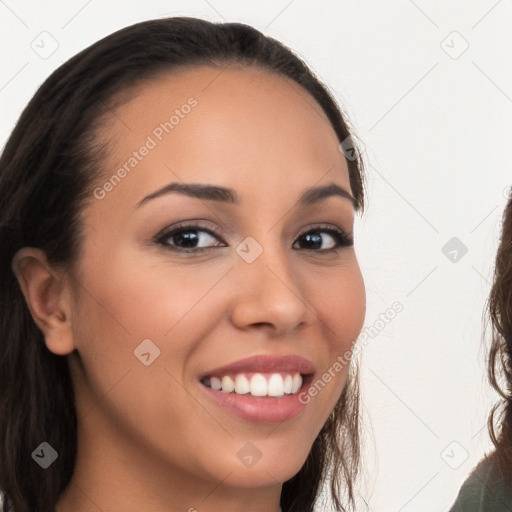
xmin=448 ymin=455 xmax=512 ymax=512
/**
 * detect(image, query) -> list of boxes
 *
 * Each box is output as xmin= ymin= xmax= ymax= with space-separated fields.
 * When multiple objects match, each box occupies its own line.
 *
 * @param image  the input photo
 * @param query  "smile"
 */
xmin=201 ymin=372 xmax=304 ymax=397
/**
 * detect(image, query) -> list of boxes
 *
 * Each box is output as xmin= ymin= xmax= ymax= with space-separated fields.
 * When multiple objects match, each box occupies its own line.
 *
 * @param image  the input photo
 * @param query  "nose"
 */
xmin=229 ymin=240 xmax=312 ymax=336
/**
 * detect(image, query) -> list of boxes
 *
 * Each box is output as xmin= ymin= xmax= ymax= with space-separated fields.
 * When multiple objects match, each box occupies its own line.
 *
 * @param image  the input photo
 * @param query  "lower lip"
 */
xmin=199 ymin=379 xmax=311 ymax=424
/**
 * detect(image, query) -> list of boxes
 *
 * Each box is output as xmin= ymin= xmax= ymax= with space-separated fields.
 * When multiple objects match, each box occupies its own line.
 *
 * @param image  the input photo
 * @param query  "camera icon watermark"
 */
xmin=236 ymin=236 xmax=263 ymax=263
xmin=236 ymin=442 xmax=262 ymax=468
xmin=32 ymin=441 xmax=58 ymax=469
xmin=441 ymin=441 xmax=468 ymax=469
xmin=134 ymin=338 xmax=161 ymax=366
xmin=30 ymin=31 xmax=59 ymax=60
xmin=338 ymin=136 xmax=360 ymax=162
xmin=442 ymin=236 xmax=468 ymax=263
xmin=440 ymin=31 xmax=469 ymax=60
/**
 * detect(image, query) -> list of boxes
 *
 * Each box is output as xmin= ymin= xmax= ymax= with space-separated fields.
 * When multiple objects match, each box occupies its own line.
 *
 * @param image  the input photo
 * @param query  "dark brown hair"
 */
xmin=0 ymin=17 xmax=366 ymax=512
xmin=487 ymin=196 xmax=512 ymax=479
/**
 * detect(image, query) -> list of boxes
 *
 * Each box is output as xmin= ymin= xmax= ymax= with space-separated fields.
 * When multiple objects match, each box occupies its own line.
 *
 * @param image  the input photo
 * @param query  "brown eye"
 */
xmin=156 ymin=223 xmax=226 ymax=252
xmin=293 ymin=225 xmax=353 ymax=252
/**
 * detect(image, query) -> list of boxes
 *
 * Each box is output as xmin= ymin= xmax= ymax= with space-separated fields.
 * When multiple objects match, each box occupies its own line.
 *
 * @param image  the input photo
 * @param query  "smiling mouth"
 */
xmin=200 ymin=371 xmax=313 ymax=398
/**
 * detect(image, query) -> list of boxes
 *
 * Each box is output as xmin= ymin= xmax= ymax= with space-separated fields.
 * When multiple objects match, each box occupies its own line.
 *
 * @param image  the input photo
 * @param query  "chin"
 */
xmin=214 ymin=449 xmax=310 ymax=488
xmin=223 ymin=463 xmax=305 ymax=489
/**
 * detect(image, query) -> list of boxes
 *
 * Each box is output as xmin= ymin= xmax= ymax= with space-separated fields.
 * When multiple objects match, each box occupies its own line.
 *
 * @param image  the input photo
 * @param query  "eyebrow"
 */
xmin=135 ymin=181 xmax=357 ymax=209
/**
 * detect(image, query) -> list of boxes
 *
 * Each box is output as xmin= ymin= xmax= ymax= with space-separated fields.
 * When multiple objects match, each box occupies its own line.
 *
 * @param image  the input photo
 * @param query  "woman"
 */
xmin=448 ymin=198 xmax=512 ymax=511
xmin=0 ymin=17 xmax=367 ymax=512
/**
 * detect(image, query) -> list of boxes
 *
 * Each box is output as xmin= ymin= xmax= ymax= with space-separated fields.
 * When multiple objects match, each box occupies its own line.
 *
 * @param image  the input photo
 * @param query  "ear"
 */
xmin=11 ymin=247 xmax=76 ymax=355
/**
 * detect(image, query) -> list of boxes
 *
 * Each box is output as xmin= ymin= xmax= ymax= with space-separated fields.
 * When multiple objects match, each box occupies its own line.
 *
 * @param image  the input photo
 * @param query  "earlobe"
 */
xmin=11 ymin=247 xmax=76 ymax=356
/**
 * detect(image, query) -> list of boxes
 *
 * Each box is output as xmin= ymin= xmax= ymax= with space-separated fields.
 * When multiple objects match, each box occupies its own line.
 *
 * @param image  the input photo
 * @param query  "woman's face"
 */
xmin=63 ymin=65 xmax=365 ymax=501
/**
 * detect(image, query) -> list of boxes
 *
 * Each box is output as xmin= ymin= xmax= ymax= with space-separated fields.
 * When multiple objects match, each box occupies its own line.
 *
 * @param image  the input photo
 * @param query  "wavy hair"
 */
xmin=487 ymin=196 xmax=512 ymax=479
xmin=0 ymin=17 xmax=366 ymax=512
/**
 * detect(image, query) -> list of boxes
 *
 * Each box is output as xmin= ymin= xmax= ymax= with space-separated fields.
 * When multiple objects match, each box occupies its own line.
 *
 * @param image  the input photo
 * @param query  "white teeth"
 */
xmin=268 ymin=373 xmax=284 ymax=396
xmin=210 ymin=376 xmax=222 ymax=390
xmin=283 ymin=374 xmax=293 ymax=394
xmin=234 ymin=374 xmax=250 ymax=394
xmin=221 ymin=376 xmax=234 ymax=393
xmin=291 ymin=373 xmax=302 ymax=393
xmin=250 ymin=373 xmax=268 ymax=396
xmin=203 ymin=372 xmax=304 ymax=397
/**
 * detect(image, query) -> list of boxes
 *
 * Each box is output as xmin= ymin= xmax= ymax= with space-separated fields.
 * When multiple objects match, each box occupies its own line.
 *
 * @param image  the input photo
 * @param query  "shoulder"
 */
xmin=448 ymin=454 xmax=511 ymax=512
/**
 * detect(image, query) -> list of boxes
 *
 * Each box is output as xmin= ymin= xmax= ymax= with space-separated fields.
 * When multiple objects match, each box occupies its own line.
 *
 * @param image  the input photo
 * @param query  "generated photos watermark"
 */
xmin=93 ymin=97 xmax=198 ymax=200
xmin=298 ymin=301 xmax=404 ymax=404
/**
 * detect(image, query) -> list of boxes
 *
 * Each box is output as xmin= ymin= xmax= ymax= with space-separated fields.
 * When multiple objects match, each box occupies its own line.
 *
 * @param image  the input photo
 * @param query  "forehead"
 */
xmin=93 ymin=65 xmax=350 ymax=206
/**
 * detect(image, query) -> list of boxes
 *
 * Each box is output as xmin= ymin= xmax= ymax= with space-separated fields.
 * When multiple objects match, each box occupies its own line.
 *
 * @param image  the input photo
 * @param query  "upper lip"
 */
xmin=199 ymin=355 xmax=316 ymax=378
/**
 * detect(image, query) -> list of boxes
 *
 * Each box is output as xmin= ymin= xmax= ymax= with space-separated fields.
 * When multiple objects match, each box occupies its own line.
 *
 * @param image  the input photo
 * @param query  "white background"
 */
xmin=1 ymin=1 xmax=511 ymax=511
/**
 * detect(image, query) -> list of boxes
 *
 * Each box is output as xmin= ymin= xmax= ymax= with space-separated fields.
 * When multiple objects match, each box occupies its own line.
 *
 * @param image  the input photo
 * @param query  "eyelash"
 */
xmin=154 ymin=221 xmax=353 ymax=254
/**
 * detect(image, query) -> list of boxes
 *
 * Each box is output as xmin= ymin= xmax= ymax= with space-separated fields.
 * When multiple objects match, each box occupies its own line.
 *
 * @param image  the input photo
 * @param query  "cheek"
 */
xmin=69 ymin=251 xmax=236 ymax=466
xmin=75 ymin=244 xmax=231 ymax=341
xmin=310 ymin=259 xmax=366 ymax=351
xmin=294 ymin=256 xmax=365 ymax=416
xmin=70 ymin=247 xmax=234 ymax=414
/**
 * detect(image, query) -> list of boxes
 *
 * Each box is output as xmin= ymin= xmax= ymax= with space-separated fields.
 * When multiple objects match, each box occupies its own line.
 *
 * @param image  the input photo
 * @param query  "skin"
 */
xmin=12 ymin=65 xmax=366 ymax=512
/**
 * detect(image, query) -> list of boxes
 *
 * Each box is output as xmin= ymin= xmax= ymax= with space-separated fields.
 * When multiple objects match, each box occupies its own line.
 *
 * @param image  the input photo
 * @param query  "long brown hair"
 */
xmin=487 ymin=196 xmax=512 ymax=479
xmin=0 ymin=17 xmax=366 ymax=512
